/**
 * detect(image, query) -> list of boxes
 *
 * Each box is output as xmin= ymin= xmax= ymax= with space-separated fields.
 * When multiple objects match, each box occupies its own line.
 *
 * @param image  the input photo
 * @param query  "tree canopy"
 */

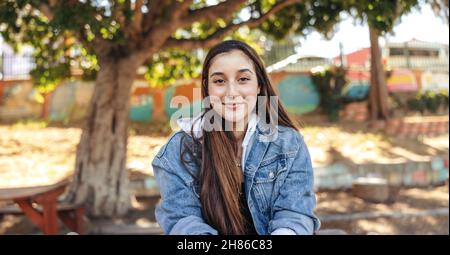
xmin=1 ymin=0 xmax=423 ymax=90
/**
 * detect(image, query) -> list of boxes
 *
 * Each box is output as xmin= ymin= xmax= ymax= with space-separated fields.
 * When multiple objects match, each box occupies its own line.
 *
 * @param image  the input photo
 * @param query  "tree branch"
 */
xmin=163 ymin=0 xmax=302 ymax=51
xmin=37 ymin=0 xmax=60 ymax=21
xmin=142 ymin=0 xmax=166 ymax=32
xmin=130 ymin=0 xmax=144 ymax=38
xmin=38 ymin=4 xmax=54 ymax=21
xmin=166 ymin=0 xmax=194 ymax=26
xmin=138 ymin=0 xmax=193 ymax=56
xmin=113 ymin=2 xmax=127 ymax=30
xmin=76 ymin=28 xmax=113 ymax=57
xmin=180 ymin=0 xmax=247 ymax=26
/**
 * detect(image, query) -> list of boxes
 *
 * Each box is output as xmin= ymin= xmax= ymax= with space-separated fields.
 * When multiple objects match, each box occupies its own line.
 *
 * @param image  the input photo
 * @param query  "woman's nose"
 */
xmin=225 ymin=82 xmax=240 ymax=99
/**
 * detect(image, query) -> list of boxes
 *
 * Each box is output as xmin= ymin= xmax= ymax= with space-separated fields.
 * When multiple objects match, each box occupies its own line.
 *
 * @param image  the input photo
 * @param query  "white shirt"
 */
xmin=176 ymin=111 xmax=259 ymax=172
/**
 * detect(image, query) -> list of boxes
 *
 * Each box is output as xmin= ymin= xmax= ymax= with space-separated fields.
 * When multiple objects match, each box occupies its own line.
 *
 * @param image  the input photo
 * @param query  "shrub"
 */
xmin=407 ymin=90 xmax=449 ymax=114
xmin=311 ymin=65 xmax=347 ymax=122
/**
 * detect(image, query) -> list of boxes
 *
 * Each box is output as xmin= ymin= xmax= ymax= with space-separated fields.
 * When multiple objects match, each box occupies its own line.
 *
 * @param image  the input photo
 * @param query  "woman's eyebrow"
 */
xmin=237 ymin=68 xmax=253 ymax=74
xmin=210 ymin=72 xmax=224 ymax=78
xmin=209 ymin=68 xmax=253 ymax=78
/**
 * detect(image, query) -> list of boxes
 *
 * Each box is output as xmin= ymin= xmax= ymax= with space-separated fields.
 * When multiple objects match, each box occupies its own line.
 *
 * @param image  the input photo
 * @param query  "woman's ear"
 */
xmin=257 ymin=86 xmax=261 ymax=94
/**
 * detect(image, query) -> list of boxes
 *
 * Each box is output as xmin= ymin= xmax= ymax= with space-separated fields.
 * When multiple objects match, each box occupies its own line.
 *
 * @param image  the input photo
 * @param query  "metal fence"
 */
xmin=0 ymin=54 xmax=34 ymax=80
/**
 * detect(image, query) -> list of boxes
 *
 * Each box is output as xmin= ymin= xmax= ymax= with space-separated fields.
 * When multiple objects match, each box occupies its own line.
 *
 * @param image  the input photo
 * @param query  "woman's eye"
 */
xmin=238 ymin=77 xmax=250 ymax=82
xmin=213 ymin=79 xmax=225 ymax=84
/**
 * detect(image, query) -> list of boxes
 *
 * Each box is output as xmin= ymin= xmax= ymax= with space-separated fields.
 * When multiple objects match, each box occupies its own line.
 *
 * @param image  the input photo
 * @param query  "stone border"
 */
xmin=384 ymin=116 xmax=449 ymax=137
xmin=314 ymin=155 xmax=449 ymax=190
xmin=319 ymin=207 xmax=449 ymax=222
xmin=133 ymin=156 xmax=449 ymax=193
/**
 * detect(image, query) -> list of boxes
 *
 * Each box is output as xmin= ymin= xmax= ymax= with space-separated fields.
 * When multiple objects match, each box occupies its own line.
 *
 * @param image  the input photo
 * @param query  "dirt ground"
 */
xmin=0 ymin=123 xmax=167 ymax=188
xmin=1 ymin=185 xmax=447 ymax=235
xmin=1 ymin=121 xmax=448 ymax=188
xmin=0 ymin=121 xmax=448 ymax=235
xmin=316 ymin=184 xmax=449 ymax=234
xmin=321 ymin=215 xmax=448 ymax=235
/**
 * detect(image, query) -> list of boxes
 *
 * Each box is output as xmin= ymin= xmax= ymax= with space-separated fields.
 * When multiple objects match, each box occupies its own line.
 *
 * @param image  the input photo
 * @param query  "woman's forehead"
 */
xmin=209 ymin=50 xmax=255 ymax=74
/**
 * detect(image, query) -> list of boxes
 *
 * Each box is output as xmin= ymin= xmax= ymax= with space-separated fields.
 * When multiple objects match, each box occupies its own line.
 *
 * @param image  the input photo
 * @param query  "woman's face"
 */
xmin=207 ymin=50 xmax=260 ymax=128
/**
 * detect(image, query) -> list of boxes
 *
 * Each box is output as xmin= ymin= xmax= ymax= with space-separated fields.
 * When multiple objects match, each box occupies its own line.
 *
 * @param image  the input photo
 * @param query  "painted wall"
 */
xmin=277 ymin=74 xmax=320 ymax=115
xmin=341 ymin=70 xmax=370 ymax=100
xmin=386 ymin=69 xmax=419 ymax=92
xmin=164 ymin=82 xmax=202 ymax=119
xmin=314 ymin=156 xmax=449 ymax=190
xmin=421 ymin=71 xmax=449 ymax=92
xmin=0 ymin=80 xmax=41 ymax=121
xmin=1 ymin=68 xmax=447 ymax=123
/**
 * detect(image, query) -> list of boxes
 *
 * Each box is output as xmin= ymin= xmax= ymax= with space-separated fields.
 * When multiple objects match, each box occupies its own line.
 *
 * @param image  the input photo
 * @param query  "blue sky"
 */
xmin=295 ymin=3 xmax=449 ymax=58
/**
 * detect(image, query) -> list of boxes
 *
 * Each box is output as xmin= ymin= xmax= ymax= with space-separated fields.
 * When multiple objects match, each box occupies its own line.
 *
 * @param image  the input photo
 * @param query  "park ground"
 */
xmin=0 ymin=119 xmax=448 ymax=235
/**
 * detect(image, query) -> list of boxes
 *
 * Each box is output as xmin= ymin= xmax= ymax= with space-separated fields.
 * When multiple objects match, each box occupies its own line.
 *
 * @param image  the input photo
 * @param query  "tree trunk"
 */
xmin=66 ymin=54 xmax=140 ymax=217
xmin=369 ymin=26 xmax=390 ymax=120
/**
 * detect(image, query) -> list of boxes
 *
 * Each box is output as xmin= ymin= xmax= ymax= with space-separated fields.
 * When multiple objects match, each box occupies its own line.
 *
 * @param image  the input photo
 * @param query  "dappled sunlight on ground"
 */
xmin=322 ymin=215 xmax=449 ymax=235
xmin=0 ymin=126 xmax=79 ymax=188
xmin=0 ymin=125 xmax=167 ymax=188
xmin=422 ymin=135 xmax=450 ymax=151
xmin=0 ymin=119 xmax=448 ymax=235
xmin=1 ymin=123 xmax=448 ymax=188
xmin=302 ymin=125 xmax=449 ymax=166
xmin=127 ymin=135 xmax=167 ymax=176
xmin=316 ymin=185 xmax=449 ymax=215
xmin=357 ymin=218 xmax=397 ymax=234
xmin=317 ymin=185 xmax=449 ymax=234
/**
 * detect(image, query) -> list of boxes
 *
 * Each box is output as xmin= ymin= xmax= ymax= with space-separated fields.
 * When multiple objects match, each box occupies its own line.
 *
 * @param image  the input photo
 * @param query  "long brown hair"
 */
xmin=182 ymin=40 xmax=298 ymax=234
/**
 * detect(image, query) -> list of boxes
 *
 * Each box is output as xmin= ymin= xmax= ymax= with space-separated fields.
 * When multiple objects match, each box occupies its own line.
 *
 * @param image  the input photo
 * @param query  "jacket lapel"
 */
xmin=243 ymin=120 xmax=274 ymax=196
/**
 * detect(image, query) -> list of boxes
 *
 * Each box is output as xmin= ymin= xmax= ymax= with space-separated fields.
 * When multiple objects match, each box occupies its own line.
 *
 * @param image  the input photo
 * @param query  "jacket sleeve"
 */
xmin=153 ymin=155 xmax=218 ymax=235
xmin=268 ymin=133 xmax=321 ymax=235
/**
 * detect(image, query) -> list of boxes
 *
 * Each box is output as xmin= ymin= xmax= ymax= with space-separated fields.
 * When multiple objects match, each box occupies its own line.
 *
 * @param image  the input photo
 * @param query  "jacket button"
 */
xmin=269 ymin=171 xmax=274 ymax=178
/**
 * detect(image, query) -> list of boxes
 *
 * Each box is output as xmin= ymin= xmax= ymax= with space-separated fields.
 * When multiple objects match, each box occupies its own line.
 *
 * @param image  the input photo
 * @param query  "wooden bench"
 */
xmin=0 ymin=178 xmax=85 ymax=235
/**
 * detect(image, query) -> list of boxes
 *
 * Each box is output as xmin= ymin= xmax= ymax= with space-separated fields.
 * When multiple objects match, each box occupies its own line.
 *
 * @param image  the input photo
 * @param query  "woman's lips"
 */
xmin=222 ymin=102 xmax=244 ymax=110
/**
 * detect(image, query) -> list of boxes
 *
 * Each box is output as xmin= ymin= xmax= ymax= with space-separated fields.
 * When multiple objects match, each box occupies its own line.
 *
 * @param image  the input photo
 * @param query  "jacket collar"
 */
xmin=176 ymin=110 xmax=260 ymax=140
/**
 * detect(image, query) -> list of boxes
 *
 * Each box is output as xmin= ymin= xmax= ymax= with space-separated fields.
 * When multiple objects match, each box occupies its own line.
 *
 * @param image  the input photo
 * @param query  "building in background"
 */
xmin=333 ymin=39 xmax=449 ymax=73
xmin=0 ymin=43 xmax=34 ymax=80
xmin=385 ymin=39 xmax=449 ymax=73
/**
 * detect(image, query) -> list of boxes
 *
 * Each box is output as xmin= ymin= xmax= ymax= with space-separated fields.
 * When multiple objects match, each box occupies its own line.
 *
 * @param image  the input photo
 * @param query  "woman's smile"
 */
xmin=222 ymin=102 xmax=245 ymax=111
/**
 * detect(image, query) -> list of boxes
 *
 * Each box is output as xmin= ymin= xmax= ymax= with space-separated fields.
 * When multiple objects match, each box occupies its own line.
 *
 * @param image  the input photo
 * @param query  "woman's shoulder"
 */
xmin=151 ymin=130 xmax=199 ymax=180
xmin=272 ymin=125 xmax=305 ymax=150
xmin=277 ymin=125 xmax=304 ymax=138
xmin=154 ymin=130 xmax=193 ymax=160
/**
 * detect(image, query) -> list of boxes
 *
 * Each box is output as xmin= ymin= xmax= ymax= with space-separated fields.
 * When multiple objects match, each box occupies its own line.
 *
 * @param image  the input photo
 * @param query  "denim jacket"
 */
xmin=152 ymin=118 xmax=321 ymax=235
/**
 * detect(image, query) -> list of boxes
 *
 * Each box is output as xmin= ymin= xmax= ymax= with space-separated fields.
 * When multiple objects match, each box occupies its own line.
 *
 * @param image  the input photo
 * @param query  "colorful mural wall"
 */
xmin=1 ymin=67 xmax=447 ymax=123
xmin=341 ymin=70 xmax=371 ymax=100
xmin=129 ymin=80 xmax=155 ymax=123
xmin=421 ymin=71 xmax=449 ymax=91
xmin=164 ymin=82 xmax=202 ymax=119
xmin=386 ymin=69 xmax=419 ymax=92
xmin=277 ymin=75 xmax=320 ymax=115
xmin=314 ymin=156 xmax=449 ymax=190
xmin=338 ymin=69 xmax=449 ymax=100
xmin=49 ymin=81 xmax=77 ymax=121
xmin=0 ymin=81 xmax=41 ymax=121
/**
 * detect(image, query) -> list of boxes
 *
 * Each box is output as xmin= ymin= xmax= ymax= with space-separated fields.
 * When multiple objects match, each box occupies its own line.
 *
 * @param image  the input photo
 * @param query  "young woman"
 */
xmin=152 ymin=40 xmax=320 ymax=235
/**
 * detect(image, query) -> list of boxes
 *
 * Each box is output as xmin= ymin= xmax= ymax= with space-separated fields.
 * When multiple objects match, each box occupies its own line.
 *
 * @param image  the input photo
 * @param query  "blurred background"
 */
xmin=0 ymin=0 xmax=448 ymax=235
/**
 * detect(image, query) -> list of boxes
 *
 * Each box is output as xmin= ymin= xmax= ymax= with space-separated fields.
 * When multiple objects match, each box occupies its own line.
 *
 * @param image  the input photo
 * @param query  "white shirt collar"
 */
xmin=176 ymin=111 xmax=259 ymax=140
xmin=177 ymin=111 xmax=259 ymax=171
